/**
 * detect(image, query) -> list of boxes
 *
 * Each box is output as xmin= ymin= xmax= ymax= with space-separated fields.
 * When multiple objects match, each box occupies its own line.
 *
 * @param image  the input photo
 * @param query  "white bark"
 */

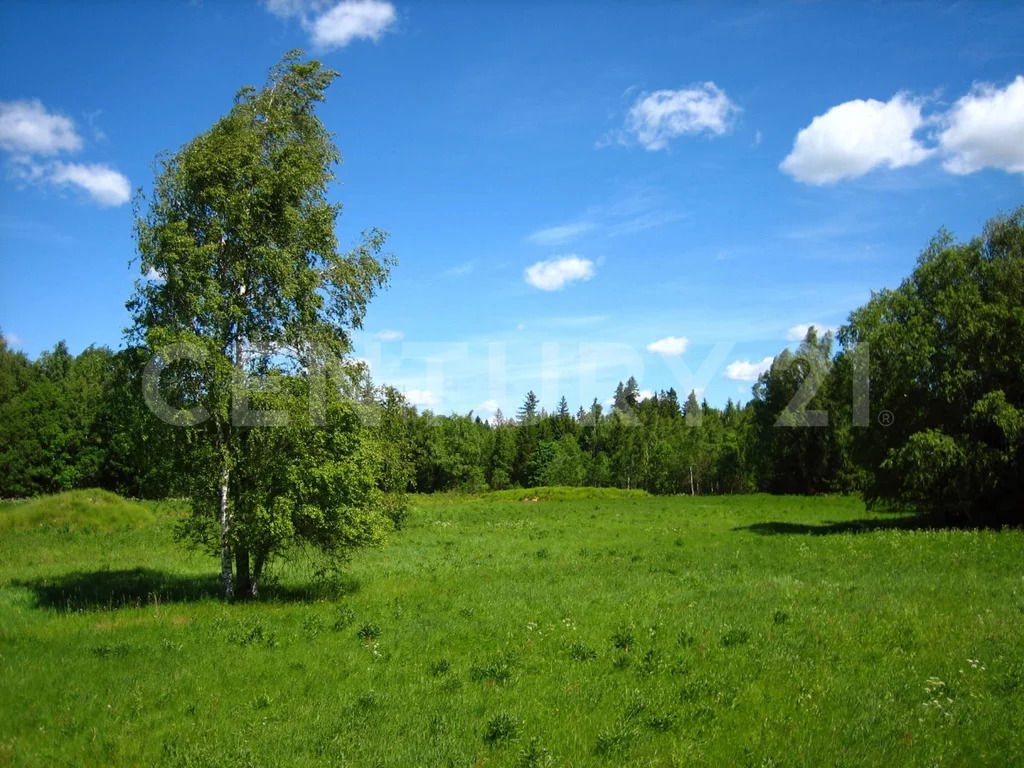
xmin=219 ymin=467 xmax=233 ymax=598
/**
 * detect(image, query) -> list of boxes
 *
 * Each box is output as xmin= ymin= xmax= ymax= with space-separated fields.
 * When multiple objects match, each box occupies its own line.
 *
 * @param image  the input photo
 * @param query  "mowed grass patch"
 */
xmin=0 ymin=491 xmax=1022 ymax=766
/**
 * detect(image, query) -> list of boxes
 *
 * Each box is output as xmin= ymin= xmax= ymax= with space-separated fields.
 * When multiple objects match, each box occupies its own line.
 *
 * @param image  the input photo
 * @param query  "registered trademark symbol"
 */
xmin=878 ymin=409 xmax=895 ymax=427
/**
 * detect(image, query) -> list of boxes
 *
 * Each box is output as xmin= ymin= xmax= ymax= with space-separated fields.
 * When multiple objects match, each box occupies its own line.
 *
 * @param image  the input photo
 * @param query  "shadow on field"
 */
xmin=734 ymin=514 xmax=940 ymax=536
xmin=17 ymin=567 xmax=353 ymax=610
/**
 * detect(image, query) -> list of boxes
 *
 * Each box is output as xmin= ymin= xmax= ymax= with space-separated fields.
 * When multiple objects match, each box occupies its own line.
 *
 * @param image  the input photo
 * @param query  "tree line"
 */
xmin=2 ymin=205 xmax=1021 ymax=528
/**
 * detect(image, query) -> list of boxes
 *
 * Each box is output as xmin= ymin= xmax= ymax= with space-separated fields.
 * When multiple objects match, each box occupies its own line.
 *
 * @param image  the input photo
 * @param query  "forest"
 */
xmin=2 ymin=204 xmax=1021 ymax=527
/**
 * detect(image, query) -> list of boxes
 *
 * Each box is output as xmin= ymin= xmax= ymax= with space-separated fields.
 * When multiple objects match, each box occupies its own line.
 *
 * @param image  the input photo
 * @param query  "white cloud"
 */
xmin=725 ymin=356 xmax=774 ymax=381
xmin=312 ymin=0 xmax=396 ymax=48
xmin=267 ymin=1 xmax=397 ymax=50
xmin=143 ymin=267 xmax=165 ymax=282
xmin=526 ymin=221 xmax=595 ymax=246
xmin=786 ymin=323 xmax=838 ymax=341
xmin=939 ymin=75 xmax=1024 ymax=175
xmin=524 ymin=255 xmax=595 ymax=291
xmin=638 ymin=389 xmax=654 ymax=401
xmin=780 ymin=94 xmax=933 ymax=184
xmin=477 ymin=399 xmax=500 ymax=414
xmin=516 ymin=323 xmax=526 ymax=331
xmin=3 ymin=332 xmax=22 ymax=347
xmin=0 ymin=102 xmax=131 ymax=208
xmin=374 ymin=329 xmax=404 ymax=341
xmin=646 ymin=335 xmax=689 ymax=356
xmin=404 ymin=388 xmax=440 ymax=408
xmin=620 ymin=83 xmax=740 ymax=151
xmin=0 ymin=100 xmax=81 ymax=155
xmin=446 ymin=260 xmax=474 ymax=277
xmin=49 ymin=162 xmax=131 ymax=206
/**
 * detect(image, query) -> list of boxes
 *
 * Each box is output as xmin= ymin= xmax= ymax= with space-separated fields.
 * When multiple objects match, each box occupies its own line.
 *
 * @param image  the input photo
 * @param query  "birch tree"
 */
xmin=128 ymin=51 xmax=396 ymax=598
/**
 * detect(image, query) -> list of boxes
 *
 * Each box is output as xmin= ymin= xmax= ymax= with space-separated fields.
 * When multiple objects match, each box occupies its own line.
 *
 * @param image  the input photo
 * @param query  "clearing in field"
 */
xmin=1 ymin=489 xmax=1022 ymax=766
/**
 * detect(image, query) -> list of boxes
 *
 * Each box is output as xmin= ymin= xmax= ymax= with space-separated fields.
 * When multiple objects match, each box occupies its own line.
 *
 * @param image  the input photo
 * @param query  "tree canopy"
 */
xmin=127 ymin=51 xmax=399 ymax=598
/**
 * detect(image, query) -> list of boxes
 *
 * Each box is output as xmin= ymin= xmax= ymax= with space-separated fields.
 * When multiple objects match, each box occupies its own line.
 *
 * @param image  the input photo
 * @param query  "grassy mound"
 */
xmin=0 ymin=489 xmax=156 ymax=532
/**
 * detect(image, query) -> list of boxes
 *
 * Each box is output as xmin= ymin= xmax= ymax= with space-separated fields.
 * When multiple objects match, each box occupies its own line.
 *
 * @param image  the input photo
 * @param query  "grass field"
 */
xmin=1 ymin=489 xmax=1022 ymax=767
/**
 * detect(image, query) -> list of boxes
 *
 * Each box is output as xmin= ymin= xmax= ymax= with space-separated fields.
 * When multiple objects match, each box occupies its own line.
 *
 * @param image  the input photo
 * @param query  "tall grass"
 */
xmin=1 ymin=490 xmax=1021 ymax=766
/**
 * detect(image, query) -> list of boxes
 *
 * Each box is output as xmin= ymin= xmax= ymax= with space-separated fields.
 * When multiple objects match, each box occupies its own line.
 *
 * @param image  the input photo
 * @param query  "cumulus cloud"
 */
xmin=374 ymin=329 xmax=404 ymax=341
xmin=524 ymin=256 xmax=595 ymax=291
xmin=619 ymin=83 xmax=740 ymax=151
xmin=477 ymin=399 xmax=500 ymax=414
xmin=786 ymin=323 xmax=838 ymax=341
xmin=266 ymin=0 xmax=397 ymax=50
xmin=939 ymin=75 xmax=1024 ymax=175
xmin=0 ymin=99 xmax=81 ymax=155
xmin=3 ymin=332 xmax=22 ymax=348
xmin=526 ymin=221 xmax=595 ymax=246
xmin=725 ymin=356 xmax=774 ymax=382
xmin=49 ymin=162 xmax=131 ymax=206
xmin=780 ymin=94 xmax=933 ymax=184
xmin=404 ymin=388 xmax=439 ymax=408
xmin=0 ymin=99 xmax=130 ymax=206
xmin=645 ymin=335 xmax=689 ymax=356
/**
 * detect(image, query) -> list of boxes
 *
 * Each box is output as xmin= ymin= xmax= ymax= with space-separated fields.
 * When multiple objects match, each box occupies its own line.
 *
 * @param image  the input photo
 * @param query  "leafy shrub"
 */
xmin=332 ymin=606 xmax=356 ymax=631
xmin=484 ymin=713 xmax=519 ymax=745
xmin=611 ymin=624 xmax=635 ymax=651
xmin=518 ymin=736 xmax=553 ymax=767
xmin=594 ymin=723 xmax=634 ymax=757
xmin=721 ymin=628 xmax=750 ymax=647
xmin=471 ymin=651 xmax=517 ymax=685
xmin=429 ymin=658 xmax=451 ymax=676
xmin=356 ymin=622 xmax=381 ymax=642
xmin=566 ymin=641 xmax=597 ymax=662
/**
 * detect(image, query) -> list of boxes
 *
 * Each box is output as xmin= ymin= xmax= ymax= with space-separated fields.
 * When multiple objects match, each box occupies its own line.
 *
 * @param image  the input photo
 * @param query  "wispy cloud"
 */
xmin=607 ymin=82 xmax=741 ymax=151
xmin=525 ymin=186 xmax=684 ymax=246
xmin=446 ymin=260 xmax=475 ymax=277
xmin=374 ymin=329 xmax=404 ymax=341
xmin=526 ymin=221 xmax=596 ymax=246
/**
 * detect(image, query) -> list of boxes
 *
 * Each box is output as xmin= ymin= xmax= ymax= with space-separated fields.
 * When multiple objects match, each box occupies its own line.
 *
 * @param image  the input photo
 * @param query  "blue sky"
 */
xmin=1 ymin=1 xmax=1022 ymax=417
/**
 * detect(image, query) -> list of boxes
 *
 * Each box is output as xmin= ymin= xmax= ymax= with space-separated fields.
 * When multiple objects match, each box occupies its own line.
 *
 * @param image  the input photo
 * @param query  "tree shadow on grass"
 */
xmin=733 ymin=513 xmax=943 ymax=536
xmin=16 ymin=567 xmax=360 ymax=611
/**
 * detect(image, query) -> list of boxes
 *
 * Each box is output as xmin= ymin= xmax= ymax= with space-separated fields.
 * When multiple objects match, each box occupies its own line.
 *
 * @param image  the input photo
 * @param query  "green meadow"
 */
xmin=1 ymin=489 xmax=1022 ymax=767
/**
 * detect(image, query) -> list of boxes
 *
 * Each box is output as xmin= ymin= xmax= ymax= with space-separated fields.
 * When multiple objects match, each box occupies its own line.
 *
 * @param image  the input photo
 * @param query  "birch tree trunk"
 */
xmin=219 ymin=466 xmax=233 ymax=598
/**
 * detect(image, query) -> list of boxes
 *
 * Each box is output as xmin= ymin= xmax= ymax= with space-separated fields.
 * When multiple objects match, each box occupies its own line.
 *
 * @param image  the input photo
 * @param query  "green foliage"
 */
xmin=126 ymin=51 xmax=398 ymax=597
xmin=843 ymin=207 xmax=1024 ymax=523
